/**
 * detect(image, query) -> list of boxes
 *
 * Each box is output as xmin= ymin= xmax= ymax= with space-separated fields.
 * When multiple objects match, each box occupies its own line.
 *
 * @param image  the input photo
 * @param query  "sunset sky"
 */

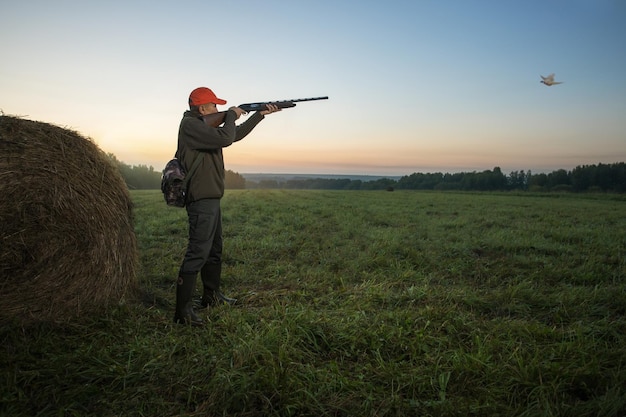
xmin=2 ymin=0 xmax=625 ymax=176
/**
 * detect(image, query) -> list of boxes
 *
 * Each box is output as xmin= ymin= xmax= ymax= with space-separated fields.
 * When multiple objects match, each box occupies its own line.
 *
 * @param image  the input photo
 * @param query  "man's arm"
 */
xmin=182 ymin=110 xmax=240 ymax=150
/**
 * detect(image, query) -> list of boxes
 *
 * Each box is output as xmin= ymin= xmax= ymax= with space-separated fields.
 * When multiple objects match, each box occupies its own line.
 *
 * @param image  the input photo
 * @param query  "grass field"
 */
xmin=2 ymin=189 xmax=626 ymax=416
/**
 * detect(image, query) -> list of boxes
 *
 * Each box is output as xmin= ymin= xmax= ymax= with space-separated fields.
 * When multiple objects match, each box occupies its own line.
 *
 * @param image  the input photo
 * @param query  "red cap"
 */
xmin=188 ymin=87 xmax=227 ymax=106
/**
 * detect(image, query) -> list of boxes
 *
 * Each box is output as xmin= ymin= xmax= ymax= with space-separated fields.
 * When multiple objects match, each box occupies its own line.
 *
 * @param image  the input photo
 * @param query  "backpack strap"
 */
xmin=182 ymin=153 xmax=203 ymax=187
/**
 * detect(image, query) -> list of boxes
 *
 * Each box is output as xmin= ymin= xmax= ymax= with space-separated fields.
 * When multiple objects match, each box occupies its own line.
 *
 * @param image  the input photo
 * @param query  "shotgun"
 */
xmin=202 ymin=96 xmax=328 ymax=127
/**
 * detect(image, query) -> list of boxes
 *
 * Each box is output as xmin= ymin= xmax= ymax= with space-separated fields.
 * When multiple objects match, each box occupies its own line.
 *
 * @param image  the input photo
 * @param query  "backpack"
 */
xmin=161 ymin=154 xmax=202 ymax=207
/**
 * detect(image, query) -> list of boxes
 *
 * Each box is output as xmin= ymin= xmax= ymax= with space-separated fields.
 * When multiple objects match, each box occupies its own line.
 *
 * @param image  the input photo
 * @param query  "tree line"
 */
xmin=246 ymin=163 xmax=626 ymax=192
xmin=107 ymin=154 xmax=625 ymax=193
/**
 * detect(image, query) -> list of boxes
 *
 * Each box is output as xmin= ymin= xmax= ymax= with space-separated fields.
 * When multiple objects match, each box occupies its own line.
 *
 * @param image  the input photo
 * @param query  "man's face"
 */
xmin=198 ymin=102 xmax=218 ymax=115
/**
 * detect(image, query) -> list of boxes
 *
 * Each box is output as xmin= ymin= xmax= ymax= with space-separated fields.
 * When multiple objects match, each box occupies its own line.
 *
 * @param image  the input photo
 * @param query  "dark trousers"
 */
xmin=179 ymin=198 xmax=222 ymax=281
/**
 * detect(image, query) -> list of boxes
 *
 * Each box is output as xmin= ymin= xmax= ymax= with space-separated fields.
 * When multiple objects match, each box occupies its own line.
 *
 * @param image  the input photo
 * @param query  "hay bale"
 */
xmin=0 ymin=115 xmax=138 ymax=324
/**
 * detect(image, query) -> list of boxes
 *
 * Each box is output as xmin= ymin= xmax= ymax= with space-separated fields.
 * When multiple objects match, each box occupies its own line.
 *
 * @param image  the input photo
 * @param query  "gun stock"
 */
xmin=202 ymin=96 xmax=328 ymax=127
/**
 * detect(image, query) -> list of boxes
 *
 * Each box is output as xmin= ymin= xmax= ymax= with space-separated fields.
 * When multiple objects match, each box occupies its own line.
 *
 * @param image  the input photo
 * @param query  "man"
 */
xmin=174 ymin=87 xmax=280 ymax=326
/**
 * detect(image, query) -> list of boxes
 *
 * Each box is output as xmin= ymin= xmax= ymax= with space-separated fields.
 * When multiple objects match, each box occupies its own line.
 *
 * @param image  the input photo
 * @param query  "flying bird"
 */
xmin=540 ymin=73 xmax=563 ymax=86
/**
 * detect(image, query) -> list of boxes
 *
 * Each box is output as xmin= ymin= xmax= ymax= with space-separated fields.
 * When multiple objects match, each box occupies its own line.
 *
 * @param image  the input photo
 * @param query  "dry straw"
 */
xmin=0 ymin=115 xmax=138 ymax=324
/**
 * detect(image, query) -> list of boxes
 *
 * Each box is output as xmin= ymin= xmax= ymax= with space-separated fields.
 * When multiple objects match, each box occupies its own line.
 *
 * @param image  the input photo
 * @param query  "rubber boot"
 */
xmin=198 ymin=262 xmax=237 ymax=308
xmin=174 ymin=274 xmax=204 ymax=326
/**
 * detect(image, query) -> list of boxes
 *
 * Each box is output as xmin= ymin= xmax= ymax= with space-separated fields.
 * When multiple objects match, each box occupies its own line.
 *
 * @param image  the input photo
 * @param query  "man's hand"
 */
xmin=229 ymin=106 xmax=246 ymax=119
xmin=261 ymin=104 xmax=281 ymax=115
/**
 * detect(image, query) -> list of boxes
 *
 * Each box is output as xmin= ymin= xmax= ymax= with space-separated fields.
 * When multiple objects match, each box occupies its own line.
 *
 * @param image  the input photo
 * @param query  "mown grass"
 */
xmin=2 ymin=190 xmax=626 ymax=416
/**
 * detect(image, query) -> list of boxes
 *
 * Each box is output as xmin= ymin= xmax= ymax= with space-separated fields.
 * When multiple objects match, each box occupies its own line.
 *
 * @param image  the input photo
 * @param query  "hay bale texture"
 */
xmin=0 ymin=115 xmax=138 ymax=323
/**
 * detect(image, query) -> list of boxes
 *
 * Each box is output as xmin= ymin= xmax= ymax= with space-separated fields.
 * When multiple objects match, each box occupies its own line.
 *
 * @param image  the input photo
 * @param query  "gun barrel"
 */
xmin=204 ymin=96 xmax=328 ymax=126
xmin=289 ymin=96 xmax=329 ymax=103
xmin=240 ymin=96 xmax=328 ymax=112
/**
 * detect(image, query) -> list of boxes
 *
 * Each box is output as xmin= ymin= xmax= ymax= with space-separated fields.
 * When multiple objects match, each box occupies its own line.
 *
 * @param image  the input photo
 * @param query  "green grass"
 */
xmin=2 ymin=190 xmax=626 ymax=416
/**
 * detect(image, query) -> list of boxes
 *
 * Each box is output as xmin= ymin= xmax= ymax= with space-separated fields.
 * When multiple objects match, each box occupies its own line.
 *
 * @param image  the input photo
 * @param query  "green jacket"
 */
xmin=175 ymin=109 xmax=264 ymax=201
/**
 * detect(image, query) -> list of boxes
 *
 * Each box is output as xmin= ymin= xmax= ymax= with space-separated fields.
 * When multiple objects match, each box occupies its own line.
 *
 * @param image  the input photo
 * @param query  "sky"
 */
xmin=2 ymin=0 xmax=625 ymax=176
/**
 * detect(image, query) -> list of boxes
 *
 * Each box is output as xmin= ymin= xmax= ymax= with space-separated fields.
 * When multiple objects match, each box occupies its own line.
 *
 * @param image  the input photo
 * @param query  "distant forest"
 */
xmin=107 ymin=155 xmax=625 ymax=193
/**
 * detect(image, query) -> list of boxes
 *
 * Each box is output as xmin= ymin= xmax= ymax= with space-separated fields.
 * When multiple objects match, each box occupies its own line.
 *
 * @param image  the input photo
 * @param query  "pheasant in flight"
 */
xmin=540 ymin=73 xmax=563 ymax=86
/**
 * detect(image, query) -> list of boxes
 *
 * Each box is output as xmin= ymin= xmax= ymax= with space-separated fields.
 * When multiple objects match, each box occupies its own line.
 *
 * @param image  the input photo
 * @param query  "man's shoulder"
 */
xmin=181 ymin=110 xmax=202 ymax=122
